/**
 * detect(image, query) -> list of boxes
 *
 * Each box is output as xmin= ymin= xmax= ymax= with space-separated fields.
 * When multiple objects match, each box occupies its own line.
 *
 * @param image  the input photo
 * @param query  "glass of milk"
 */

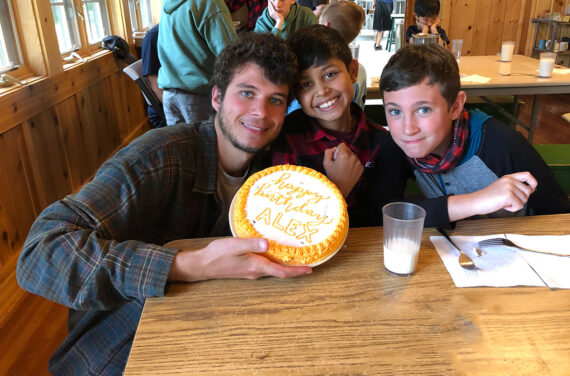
xmin=538 ymin=52 xmax=556 ymax=78
xmin=501 ymin=41 xmax=515 ymax=62
xmin=451 ymin=39 xmax=463 ymax=64
xmin=382 ymin=202 xmax=426 ymax=276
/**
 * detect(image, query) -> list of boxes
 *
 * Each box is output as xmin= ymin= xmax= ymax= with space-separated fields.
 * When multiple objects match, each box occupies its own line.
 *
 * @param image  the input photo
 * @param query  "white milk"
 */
xmin=384 ymin=237 xmax=420 ymax=275
xmin=539 ymin=57 xmax=555 ymax=77
xmin=501 ymin=42 xmax=515 ymax=62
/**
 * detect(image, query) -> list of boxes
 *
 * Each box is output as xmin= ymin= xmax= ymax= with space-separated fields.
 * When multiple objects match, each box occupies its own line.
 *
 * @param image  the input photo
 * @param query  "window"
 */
xmin=82 ymin=0 xmax=112 ymax=44
xmin=128 ymin=0 xmax=153 ymax=33
xmin=51 ymin=0 xmax=112 ymax=55
xmin=51 ymin=0 xmax=81 ymax=53
xmin=0 ymin=0 xmax=23 ymax=73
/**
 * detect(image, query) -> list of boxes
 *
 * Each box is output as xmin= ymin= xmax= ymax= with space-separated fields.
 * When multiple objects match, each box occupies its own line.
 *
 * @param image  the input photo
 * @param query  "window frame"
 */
xmin=50 ymin=0 xmax=114 ymax=58
xmin=128 ymin=0 xmax=154 ymax=33
xmin=0 ymin=0 xmax=27 ymax=76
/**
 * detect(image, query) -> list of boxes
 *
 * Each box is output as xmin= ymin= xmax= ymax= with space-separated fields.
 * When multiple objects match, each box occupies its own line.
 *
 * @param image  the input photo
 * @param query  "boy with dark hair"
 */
xmin=254 ymin=0 xmax=317 ymax=40
xmin=18 ymin=33 xmax=309 ymax=376
xmin=271 ymin=25 xmax=410 ymax=227
xmin=319 ymin=0 xmax=367 ymax=109
xmin=380 ymin=44 xmax=570 ymax=227
xmin=406 ymin=0 xmax=450 ymax=46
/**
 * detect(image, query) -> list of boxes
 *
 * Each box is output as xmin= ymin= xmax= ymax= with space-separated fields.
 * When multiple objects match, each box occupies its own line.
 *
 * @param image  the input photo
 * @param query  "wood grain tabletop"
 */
xmin=124 ymin=213 xmax=570 ymax=375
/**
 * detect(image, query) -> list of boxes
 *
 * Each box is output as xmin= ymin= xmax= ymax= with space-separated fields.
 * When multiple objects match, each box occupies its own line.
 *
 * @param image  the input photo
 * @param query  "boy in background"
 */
xmin=405 ymin=0 xmax=449 ymax=46
xmin=380 ymin=44 xmax=570 ymax=227
xmin=319 ymin=0 xmax=367 ymax=109
xmin=271 ymin=25 xmax=410 ymax=227
xmin=255 ymin=0 xmax=317 ymax=39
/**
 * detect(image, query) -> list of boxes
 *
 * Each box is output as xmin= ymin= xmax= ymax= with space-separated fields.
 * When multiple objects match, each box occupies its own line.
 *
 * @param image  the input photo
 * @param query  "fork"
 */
xmin=478 ymin=238 xmax=569 ymax=257
xmin=437 ymin=228 xmax=477 ymax=269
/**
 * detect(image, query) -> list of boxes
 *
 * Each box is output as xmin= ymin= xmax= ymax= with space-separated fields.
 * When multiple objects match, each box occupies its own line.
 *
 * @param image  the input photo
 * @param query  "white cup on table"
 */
xmin=501 ymin=41 xmax=515 ymax=62
xmin=538 ymin=52 xmax=556 ymax=78
xmin=382 ymin=202 xmax=426 ymax=276
xmin=349 ymin=42 xmax=360 ymax=60
xmin=451 ymin=39 xmax=463 ymax=64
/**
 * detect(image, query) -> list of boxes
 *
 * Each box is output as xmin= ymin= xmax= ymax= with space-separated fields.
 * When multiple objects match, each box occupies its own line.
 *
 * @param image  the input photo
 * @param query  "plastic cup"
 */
xmin=451 ymin=39 xmax=463 ymax=63
xmin=501 ymin=41 xmax=515 ymax=62
xmin=382 ymin=202 xmax=426 ymax=276
xmin=538 ymin=52 xmax=556 ymax=77
xmin=349 ymin=42 xmax=360 ymax=60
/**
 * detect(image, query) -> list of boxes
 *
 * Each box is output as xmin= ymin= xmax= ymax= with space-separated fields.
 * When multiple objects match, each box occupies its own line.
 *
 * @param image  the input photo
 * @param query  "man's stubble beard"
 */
xmin=216 ymin=101 xmax=276 ymax=154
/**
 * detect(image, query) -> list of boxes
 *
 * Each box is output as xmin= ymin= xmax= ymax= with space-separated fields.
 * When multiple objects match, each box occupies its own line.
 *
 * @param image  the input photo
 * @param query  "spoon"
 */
xmin=437 ymin=228 xmax=477 ymax=270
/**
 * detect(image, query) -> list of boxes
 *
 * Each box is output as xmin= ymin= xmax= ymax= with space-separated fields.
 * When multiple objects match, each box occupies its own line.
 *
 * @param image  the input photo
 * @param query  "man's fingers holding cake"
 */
xmin=257 ymin=257 xmax=313 ymax=279
xmin=231 ymin=238 xmax=269 ymax=254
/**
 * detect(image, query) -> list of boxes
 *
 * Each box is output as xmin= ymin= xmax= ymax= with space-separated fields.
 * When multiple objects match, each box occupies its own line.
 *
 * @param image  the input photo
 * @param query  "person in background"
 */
xmin=140 ymin=24 xmax=165 ymax=128
xmin=372 ymin=0 xmax=393 ymax=50
xmin=380 ymin=44 xmax=570 ymax=228
xmin=298 ymin=0 xmax=327 ymax=18
xmin=319 ymin=0 xmax=367 ymax=109
xmin=405 ymin=0 xmax=449 ymax=46
xmin=254 ymin=0 xmax=317 ymax=40
xmin=17 ymin=33 xmax=308 ymax=375
xmin=158 ymin=0 xmax=237 ymax=125
xmin=225 ymin=0 xmax=268 ymax=31
xmin=270 ymin=25 xmax=410 ymax=227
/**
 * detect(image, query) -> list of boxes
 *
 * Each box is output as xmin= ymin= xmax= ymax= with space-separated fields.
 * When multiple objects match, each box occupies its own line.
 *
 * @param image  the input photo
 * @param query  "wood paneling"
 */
xmin=0 ymin=48 xmax=150 ymax=374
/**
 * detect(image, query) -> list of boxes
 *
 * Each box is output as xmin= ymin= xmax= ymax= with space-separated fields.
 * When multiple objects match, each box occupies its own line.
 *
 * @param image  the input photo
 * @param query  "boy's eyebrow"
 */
xmin=384 ymin=100 xmax=434 ymax=107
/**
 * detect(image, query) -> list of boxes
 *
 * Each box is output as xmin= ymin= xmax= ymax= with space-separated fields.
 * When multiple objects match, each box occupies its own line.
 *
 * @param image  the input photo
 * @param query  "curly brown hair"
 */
xmin=210 ymin=32 xmax=299 ymax=104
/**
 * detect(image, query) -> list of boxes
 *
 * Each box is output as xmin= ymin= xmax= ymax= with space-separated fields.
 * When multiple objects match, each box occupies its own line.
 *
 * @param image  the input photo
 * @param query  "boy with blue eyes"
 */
xmin=380 ymin=44 xmax=570 ymax=227
xmin=270 ymin=25 xmax=411 ymax=227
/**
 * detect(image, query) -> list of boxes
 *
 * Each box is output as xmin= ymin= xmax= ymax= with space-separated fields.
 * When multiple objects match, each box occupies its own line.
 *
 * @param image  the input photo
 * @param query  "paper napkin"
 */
xmin=460 ymin=74 xmax=492 ymax=83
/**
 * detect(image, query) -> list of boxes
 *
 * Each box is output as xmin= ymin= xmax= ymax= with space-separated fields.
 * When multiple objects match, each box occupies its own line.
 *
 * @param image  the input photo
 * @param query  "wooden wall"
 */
xmin=0 ymin=51 xmax=150 ymax=330
xmin=405 ymin=0 xmax=569 ymax=56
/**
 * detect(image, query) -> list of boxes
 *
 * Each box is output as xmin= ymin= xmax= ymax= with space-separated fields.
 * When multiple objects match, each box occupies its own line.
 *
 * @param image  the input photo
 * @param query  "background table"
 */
xmin=125 ymin=214 xmax=570 ymax=375
xmin=365 ymin=54 xmax=570 ymax=142
xmin=366 ymin=54 xmax=570 ymax=98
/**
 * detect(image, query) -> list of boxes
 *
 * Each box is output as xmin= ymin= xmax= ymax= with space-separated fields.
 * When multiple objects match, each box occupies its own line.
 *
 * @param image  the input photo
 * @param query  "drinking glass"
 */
xmin=382 ymin=202 xmax=426 ymax=275
xmin=538 ymin=52 xmax=556 ymax=77
xmin=501 ymin=41 xmax=515 ymax=62
xmin=451 ymin=39 xmax=463 ymax=63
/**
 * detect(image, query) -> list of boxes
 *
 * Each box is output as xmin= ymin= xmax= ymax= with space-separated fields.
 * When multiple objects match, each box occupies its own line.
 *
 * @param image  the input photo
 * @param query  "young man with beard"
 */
xmin=17 ymin=33 xmax=308 ymax=375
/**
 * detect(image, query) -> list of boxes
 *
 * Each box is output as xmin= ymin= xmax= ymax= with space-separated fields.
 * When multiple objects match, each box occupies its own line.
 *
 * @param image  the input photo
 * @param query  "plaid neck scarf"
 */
xmin=409 ymin=110 xmax=469 ymax=174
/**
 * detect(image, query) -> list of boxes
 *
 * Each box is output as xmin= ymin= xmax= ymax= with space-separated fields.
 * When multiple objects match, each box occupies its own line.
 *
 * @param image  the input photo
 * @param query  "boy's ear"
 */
xmin=449 ymin=90 xmax=467 ymax=119
xmin=211 ymin=86 xmax=222 ymax=112
xmin=349 ymin=59 xmax=359 ymax=84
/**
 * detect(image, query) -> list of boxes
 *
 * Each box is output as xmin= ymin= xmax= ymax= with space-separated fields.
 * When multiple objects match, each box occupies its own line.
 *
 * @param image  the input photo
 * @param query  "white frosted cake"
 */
xmin=232 ymin=165 xmax=348 ymax=265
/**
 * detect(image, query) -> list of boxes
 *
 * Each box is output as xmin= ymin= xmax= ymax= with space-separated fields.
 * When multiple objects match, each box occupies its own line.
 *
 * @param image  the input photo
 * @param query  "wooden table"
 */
xmin=365 ymin=54 xmax=570 ymax=141
xmin=125 ymin=214 xmax=570 ymax=375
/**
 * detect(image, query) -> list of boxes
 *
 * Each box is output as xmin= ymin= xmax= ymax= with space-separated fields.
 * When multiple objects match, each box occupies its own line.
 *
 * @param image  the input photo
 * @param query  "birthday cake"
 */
xmin=231 ymin=165 xmax=348 ymax=266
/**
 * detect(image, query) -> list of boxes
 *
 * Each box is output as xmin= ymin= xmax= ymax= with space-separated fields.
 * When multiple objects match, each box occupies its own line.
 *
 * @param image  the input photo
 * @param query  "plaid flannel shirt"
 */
xmin=17 ymin=122 xmax=266 ymax=375
xmin=225 ymin=0 xmax=267 ymax=30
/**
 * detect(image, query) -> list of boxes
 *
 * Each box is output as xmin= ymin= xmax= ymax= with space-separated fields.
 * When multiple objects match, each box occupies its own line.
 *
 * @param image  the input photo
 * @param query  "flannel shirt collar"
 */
xmin=304 ymin=103 xmax=369 ymax=144
xmin=193 ymin=121 xmax=219 ymax=194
